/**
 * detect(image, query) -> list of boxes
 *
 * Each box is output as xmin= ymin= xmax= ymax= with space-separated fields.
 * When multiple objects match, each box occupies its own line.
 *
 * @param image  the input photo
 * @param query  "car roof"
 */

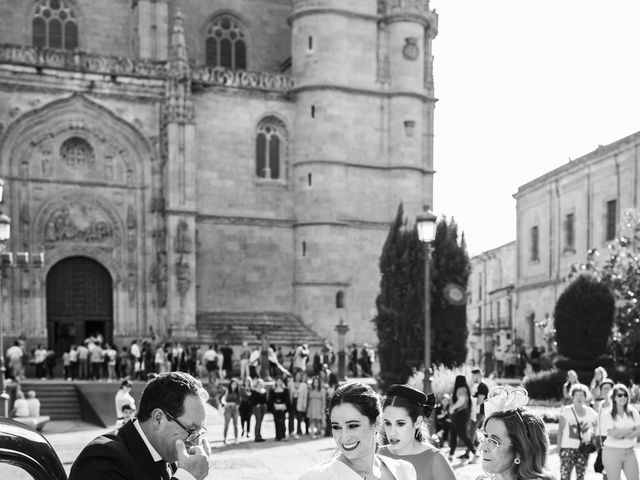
xmin=0 ymin=417 xmax=67 ymax=480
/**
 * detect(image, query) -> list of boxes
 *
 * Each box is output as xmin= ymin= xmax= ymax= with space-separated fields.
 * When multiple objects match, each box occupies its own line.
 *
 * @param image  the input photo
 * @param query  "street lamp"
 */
xmin=416 ymin=209 xmax=437 ymax=395
xmin=0 ymin=179 xmax=10 ymax=417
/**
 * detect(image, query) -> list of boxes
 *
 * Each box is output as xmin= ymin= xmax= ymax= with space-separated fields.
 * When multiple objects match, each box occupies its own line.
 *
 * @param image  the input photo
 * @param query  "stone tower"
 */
xmin=290 ymin=0 xmax=438 ymax=340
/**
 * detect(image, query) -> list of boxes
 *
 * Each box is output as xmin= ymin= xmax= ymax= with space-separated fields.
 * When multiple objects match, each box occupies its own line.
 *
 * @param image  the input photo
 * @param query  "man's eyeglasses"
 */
xmin=477 ymin=429 xmax=511 ymax=453
xmin=163 ymin=410 xmax=207 ymax=445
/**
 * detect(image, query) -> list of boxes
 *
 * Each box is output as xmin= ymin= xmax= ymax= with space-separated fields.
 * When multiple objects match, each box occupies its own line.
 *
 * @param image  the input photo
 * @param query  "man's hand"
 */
xmin=175 ymin=439 xmax=210 ymax=480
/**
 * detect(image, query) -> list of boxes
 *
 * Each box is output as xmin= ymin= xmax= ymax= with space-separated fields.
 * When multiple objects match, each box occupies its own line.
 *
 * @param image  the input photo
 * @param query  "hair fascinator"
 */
xmin=483 ymin=385 xmax=529 ymax=418
xmin=386 ymin=384 xmax=436 ymax=416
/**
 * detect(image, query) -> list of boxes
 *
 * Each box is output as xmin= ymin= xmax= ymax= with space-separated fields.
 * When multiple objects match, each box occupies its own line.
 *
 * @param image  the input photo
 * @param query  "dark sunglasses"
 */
xmin=616 ymin=393 xmax=629 ymax=398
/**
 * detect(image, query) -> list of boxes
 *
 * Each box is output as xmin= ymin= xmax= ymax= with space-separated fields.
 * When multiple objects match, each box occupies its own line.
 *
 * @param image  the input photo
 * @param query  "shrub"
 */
xmin=554 ymin=273 xmax=614 ymax=361
xmin=523 ymin=369 xmax=566 ymax=400
xmin=430 ymin=364 xmax=474 ymax=399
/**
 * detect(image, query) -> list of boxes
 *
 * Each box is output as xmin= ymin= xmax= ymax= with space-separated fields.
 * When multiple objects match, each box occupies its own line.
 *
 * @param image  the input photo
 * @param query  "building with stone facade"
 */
xmin=469 ymin=131 xmax=640 ymax=373
xmin=0 ymin=0 xmax=438 ymax=356
xmin=513 ymin=131 xmax=640 ymax=350
xmin=466 ymin=241 xmax=515 ymax=373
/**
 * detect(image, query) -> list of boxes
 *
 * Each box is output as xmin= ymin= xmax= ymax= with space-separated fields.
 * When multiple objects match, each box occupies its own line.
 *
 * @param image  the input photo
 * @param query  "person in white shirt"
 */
xmin=115 ymin=379 xmax=137 ymax=424
xmin=557 ymin=383 xmax=598 ymax=480
xmin=6 ymin=341 xmax=24 ymax=380
xmin=33 ymin=344 xmax=48 ymax=379
xmin=26 ymin=390 xmax=41 ymax=417
xmin=12 ymin=391 xmax=29 ymax=417
xmin=600 ymin=384 xmax=640 ymax=480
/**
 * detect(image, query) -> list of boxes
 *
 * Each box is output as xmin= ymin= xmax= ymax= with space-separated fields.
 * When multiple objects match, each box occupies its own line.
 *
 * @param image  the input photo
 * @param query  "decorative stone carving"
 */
xmin=60 ymin=137 xmax=96 ymax=170
xmin=379 ymin=0 xmax=430 ymax=14
xmin=174 ymin=220 xmax=192 ymax=253
xmin=43 ymin=202 xmax=118 ymax=246
xmin=191 ymin=66 xmax=294 ymax=93
xmin=127 ymin=231 xmax=136 ymax=252
xmin=128 ymin=272 xmax=136 ymax=305
xmin=164 ymin=9 xmax=194 ymax=125
xmin=402 ymin=37 xmax=419 ymax=60
xmin=175 ymin=254 xmax=191 ymax=303
xmin=151 ymin=251 xmax=168 ymax=308
xmin=9 ymin=107 xmax=20 ymax=118
xmin=126 ymin=205 xmax=136 ymax=229
xmin=0 ymin=44 xmax=167 ymax=78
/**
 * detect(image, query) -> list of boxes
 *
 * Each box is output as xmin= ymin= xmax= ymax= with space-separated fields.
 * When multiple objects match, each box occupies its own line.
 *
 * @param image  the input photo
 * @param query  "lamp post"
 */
xmin=334 ymin=318 xmax=349 ymax=381
xmin=0 ymin=178 xmax=11 ymax=417
xmin=416 ymin=210 xmax=437 ymax=395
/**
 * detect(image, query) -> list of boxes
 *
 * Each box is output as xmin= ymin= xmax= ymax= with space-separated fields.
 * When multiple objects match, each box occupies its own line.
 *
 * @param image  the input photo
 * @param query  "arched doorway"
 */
xmin=46 ymin=257 xmax=113 ymax=355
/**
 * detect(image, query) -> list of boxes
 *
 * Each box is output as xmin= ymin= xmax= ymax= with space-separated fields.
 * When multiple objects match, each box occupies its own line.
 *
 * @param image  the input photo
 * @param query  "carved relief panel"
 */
xmin=40 ymin=195 xmax=123 ymax=249
xmin=19 ymin=122 xmax=135 ymax=184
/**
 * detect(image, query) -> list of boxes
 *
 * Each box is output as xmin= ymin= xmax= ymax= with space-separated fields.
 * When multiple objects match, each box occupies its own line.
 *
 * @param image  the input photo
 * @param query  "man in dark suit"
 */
xmin=69 ymin=371 xmax=211 ymax=480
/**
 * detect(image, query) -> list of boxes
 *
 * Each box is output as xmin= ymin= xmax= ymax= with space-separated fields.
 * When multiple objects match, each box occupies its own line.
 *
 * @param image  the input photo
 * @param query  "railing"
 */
xmin=0 ymin=44 xmax=294 ymax=94
xmin=191 ymin=65 xmax=294 ymax=93
xmin=0 ymin=43 xmax=166 ymax=78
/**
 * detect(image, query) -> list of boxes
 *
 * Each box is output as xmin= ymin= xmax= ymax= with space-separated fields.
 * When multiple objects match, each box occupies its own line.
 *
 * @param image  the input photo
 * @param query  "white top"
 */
xmin=13 ymin=398 xmax=29 ymax=417
xmin=27 ymin=398 xmax=40 ymax=417
xmin=6 ymin=345 xmax=23 ymax=361
xmin=600 ymin=406 xmax=640 ymax=449
xmin=115 ymin=389 xmax=136 ymax=418
xmin=299 ymin=455 xmax=416 ymax=480
xmin=560 ymin=405 xmax=598 ymax=449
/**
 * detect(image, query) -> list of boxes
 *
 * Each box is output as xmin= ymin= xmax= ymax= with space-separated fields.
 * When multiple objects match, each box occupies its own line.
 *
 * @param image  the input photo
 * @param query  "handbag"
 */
xmin=572 ymin=407 xmax=596 ymax=455
xmin=593 ymin=447 xmax=604 ymax=473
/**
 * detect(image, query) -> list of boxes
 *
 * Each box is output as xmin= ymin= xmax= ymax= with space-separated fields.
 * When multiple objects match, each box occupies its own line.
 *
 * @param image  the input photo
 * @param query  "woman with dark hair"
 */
xmin=299 ymin=382 xmax=416 ymax=480
xmin=448 ymin=374 xmax=477 ymax=462
xmin=239 ymin=376 xmax=253 ymax=438
xmin=479 ymin=386 xmax=554 ymax=480
xmin=250 ymin=378 xmax=268 ymax=442
xmin=379 ymin=384 xmax=455 ymax=480
xmin=269 ymin=376 xmax=290 ymax=441
xmin=221 ymin=378 xmax=240 ymax=445
xmin=599 ymin=383 xmax=640 ymax=480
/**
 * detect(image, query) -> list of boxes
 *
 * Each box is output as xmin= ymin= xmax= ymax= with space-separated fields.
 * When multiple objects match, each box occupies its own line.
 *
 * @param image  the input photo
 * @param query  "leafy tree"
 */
xmin=373 ymin=207 xmax=470 ymax=387
xmin=553 ymin=272 xmax=615 ymax=361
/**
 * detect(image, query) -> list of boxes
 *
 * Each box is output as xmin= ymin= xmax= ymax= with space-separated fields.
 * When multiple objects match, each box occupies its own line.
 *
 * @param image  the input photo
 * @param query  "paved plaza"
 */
xmin=41 ymin=404 xmax=619 ymax=480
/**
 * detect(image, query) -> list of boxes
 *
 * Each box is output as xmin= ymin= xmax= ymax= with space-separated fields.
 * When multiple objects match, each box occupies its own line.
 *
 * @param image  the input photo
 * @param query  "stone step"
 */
xmin=20 ymin=381 xmax=82 ymax=421
xmin=196 ymin=311 xmax=325 ymax=347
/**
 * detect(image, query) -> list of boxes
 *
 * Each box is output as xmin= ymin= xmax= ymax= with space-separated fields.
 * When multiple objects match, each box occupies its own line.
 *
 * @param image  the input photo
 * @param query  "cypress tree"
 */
xmin=430 ymin=217 xmax=470 ymax=367
xmin=374 ymin=207 xmax=471 ymax=387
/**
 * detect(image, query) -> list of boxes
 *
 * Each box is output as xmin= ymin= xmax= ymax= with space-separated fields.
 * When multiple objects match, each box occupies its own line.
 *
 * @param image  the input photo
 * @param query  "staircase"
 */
xmin=20 ymin=381 xmax=82 ymax=421
xmin=196 ymin=312 xmax=325 ymax=347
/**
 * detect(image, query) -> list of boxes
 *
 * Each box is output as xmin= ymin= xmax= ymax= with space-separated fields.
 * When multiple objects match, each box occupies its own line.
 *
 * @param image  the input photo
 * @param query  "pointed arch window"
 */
xmin=32 ymin=0 xmax=78 ymax=50
xmin=255 ymin=117 xmax=287 ymax=181
xmin=205 ymin=15 xmax=247 ymax=69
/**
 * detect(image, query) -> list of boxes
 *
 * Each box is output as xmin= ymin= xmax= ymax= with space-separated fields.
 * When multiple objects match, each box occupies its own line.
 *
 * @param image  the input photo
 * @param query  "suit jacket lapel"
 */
xmin=119 ymin=421 xmax=164 ymax=480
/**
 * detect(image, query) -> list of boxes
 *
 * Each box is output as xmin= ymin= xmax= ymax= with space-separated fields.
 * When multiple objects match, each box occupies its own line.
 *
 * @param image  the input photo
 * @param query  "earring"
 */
xmin=514 ymin=458 xmax=521 ymax=465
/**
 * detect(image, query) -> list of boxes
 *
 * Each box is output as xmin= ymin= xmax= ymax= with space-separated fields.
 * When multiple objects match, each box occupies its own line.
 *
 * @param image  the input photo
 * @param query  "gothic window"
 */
xmin=60 ymin=137 xmax=94 ymax=169
xmin=205 ymin=15 xmax=247 ymax=69
xmin=32 ymin=0 xmax=78 ymax=50
xmin=255 ymin=117 xmax=287 ymax=181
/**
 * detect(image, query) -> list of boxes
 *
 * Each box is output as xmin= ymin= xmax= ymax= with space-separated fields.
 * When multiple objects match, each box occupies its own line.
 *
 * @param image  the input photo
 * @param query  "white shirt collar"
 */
xmin=133 ymin=418 xmax=163 ymax=462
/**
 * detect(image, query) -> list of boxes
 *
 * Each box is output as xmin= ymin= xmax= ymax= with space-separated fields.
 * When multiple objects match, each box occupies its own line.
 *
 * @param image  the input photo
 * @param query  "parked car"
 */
xmin=0 ymin=417 xmax=66 ymax=480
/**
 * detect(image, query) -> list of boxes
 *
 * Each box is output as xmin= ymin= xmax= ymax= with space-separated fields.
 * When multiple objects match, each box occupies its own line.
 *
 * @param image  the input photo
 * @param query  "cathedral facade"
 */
xmin=0 ymin=0 xmax=437 ymax=353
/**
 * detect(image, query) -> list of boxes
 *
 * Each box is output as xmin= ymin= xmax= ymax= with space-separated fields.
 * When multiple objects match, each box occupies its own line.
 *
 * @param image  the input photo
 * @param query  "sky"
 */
xmin=430 ymin=1 xmax=640 ymax=256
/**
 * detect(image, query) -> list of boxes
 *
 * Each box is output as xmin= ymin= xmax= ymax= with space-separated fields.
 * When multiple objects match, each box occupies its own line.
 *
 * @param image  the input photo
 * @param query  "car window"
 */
xmin=0 ymin=463 xmax=37 ymax=480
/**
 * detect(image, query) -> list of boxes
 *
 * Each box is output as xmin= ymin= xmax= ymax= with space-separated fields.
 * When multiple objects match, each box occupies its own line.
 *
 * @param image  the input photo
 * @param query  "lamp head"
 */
xmin=416 ymin=210 xmax=437 ymax=243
